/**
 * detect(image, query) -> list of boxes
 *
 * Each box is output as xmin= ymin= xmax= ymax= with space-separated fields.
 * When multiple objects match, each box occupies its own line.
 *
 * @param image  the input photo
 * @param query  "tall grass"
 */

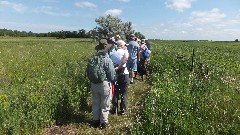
xmin=0 ymin=37 xmax=95 ymax=134
xmin=131 ymin=41 xmax=240 ymax=134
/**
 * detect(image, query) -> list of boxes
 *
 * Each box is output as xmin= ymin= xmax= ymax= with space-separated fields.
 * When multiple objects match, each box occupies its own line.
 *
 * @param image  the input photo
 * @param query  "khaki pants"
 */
xmin=91 ymin=81 xmax=112 ymax=124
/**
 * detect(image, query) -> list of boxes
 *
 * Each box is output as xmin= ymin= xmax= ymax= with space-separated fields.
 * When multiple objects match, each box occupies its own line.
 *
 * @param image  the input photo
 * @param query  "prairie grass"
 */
xmin=131 ymin=40 xmax=240 ymax=134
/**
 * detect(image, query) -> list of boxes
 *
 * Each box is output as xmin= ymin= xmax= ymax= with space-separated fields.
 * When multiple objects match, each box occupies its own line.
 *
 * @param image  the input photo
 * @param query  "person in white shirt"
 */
xmin=110 ymin=40 xmax=130 ymax=115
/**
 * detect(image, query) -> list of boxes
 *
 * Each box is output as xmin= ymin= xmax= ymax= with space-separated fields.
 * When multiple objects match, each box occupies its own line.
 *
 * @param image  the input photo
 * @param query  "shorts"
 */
xmin=127 ymin=58 xmax=137 ymax=72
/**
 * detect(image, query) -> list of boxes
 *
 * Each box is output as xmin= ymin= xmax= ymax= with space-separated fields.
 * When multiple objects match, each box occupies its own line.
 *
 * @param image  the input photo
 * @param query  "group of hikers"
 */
xmin=86 ymin=34 xmax=151 ymax=129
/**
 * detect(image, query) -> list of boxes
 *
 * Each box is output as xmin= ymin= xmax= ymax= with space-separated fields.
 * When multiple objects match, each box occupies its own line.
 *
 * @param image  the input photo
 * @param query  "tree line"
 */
xmin=0 ymin=28 xmax=91 ymax=38
xmin=0 ymin=14 xmax=145 ymax=40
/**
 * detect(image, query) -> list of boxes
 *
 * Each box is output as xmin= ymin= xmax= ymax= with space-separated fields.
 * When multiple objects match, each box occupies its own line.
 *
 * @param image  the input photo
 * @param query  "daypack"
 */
xmin=86 ymin=54 xmax=106 ymax=84
xmin=143 ymin=47 xmax=150 ymax=58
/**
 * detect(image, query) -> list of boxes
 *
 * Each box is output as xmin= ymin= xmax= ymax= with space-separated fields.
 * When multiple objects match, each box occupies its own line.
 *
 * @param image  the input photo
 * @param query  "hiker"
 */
xmin=107 ymin=37 xmax=118 ymax=58
xmin=136 ymin=38 xmax=141 ymax=47
xmin=115 ymin=34 xmax=121 ymax=42
xmin=127 ymin=34 xmax=140 ymax=84
xmin=110 ymin=40 xmax=129 ymax=115
xmin=138 ymin=41 xmax=150 ymax=80
xmin=141 ymin=39 xmax=151 ymax=79
xmin=107 ymin=37 xmax=118 ymax=108
xmin=86 ymin=38 xmax=116 ymax=129
xmin=142 ymin=38 xmax=151 ymax=51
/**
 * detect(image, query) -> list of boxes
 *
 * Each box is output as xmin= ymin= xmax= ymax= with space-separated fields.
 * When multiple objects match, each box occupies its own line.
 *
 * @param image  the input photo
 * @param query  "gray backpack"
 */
xmin=86 ymin=54 xmax=106 ymax=84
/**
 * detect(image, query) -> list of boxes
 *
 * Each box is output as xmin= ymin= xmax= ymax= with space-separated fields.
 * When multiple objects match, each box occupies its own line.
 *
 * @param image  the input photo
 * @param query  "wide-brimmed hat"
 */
xmin=95 ymin=38 xmax=112 ymax=51
xmin=116 ymin=40 xmax=127 ymax=48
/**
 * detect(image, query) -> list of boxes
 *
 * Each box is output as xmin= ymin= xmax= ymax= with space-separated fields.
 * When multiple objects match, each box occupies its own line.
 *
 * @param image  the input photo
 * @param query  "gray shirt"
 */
xmin=99 ymin=52 xmax=116 ymax=82
xmin=127 ymin=40 xmax=139 ymax=59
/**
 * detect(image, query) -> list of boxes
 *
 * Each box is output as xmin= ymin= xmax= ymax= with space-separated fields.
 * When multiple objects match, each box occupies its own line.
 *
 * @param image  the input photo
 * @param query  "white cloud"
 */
xmin=180 ymin=30 xmax=187 ymax=34
xmin=189 ymin=8 xmax=226 ymax=24
xmin=0 ymin=1 xmax=26 ymax=13
xmin=34 ymin=6 xmax=71 ymax=16
xmin=195 ymin=27 xmax=203 ymax=31
xmin=0 ymin=1 xmax=11 ymax=6
xmin=75 ymin=1 xmax=97 ymax=8
xmin=183 ymin=22 xmax=192 ymax=27
xmin=105 ymin=9 xmax=122 ymax=16
xmin=223 ymin=28 xmax=240 ymax=37
xmin=119 ymin=0 xmax=130 ymax=2
xmin=165 ymin=0 xmax=192 ymax=12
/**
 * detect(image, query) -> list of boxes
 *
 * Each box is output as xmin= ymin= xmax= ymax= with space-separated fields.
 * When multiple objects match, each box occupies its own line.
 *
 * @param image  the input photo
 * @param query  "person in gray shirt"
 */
xmin=90 ymin=38 xmax=116 ymax=129
xmin=126 ymin=34 xmax=140 ymax=84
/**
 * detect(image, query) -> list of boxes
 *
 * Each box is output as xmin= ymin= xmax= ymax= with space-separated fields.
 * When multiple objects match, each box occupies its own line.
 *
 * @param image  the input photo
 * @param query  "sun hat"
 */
xmin=116 ymin=40 xmax=127 ymax=48
xmin=95 ymin=38 xmax=112 ymax=51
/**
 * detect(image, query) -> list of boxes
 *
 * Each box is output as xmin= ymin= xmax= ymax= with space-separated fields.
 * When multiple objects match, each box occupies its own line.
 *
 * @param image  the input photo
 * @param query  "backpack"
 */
xmin=143 ymin=47 xmax=149 ymax=58
xmin=86 ymin=54 xmax=106 ymax=84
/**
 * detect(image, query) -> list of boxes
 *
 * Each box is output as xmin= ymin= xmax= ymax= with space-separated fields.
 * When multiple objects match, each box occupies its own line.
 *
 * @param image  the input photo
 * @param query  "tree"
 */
xmin=134 ymin=32 xmax=145 ymax=40
xmin=235 ymin=39 xmax=238 ymax=42
xmin=94 ymin=14 xmax=134 ymax=40
xmin=78 ymin=29 xmax=86 ymax=38
xmin=122 ymin=22 xmax=134 ymax=40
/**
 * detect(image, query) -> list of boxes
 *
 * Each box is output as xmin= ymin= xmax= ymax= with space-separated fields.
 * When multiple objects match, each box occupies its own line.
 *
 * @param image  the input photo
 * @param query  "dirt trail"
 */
xmin=43 ymin=76 xmax=149 ymax=135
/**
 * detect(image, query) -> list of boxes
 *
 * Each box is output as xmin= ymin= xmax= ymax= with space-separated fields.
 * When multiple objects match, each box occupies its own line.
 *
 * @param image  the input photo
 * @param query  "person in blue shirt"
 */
xmin=107 ymin=37 xmax=118 ymax=59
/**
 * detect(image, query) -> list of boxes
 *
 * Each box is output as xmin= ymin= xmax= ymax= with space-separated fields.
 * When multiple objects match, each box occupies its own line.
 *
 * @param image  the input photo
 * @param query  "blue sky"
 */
xmin=0 ymin=0 xmax=240 ymax=41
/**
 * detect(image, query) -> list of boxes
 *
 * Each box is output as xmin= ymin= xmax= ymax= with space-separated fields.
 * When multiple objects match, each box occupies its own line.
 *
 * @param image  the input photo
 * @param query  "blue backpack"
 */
xmin=143 ymin=48 xmax=149 ymax=58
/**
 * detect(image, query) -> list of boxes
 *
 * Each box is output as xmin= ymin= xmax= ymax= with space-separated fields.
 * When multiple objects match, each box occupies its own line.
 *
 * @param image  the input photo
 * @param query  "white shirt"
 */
xmin=110 ymin=48 xmax=129 ymax=74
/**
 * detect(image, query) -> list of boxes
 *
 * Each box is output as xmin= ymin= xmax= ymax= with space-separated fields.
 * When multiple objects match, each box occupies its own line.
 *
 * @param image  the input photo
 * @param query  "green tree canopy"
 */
xmin=95 ymin=14 xmax=135 ymax=40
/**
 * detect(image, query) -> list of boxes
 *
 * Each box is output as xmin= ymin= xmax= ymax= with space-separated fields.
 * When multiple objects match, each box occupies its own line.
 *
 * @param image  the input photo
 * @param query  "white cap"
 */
xmin=116 ymin=40 xmax=127 ymax=48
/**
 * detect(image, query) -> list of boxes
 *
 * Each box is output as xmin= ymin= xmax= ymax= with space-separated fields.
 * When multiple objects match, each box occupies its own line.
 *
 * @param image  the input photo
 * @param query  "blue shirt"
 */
xmin=108 ymin=45 xmax=117 ymax=58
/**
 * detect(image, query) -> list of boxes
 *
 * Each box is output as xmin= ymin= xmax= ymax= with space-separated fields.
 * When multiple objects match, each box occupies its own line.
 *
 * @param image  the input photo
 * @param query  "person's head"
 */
xmin=107 ymin=37 xmax=116 ymax=47
xmin=140 ymin=43 xmax=146 ymax=51
xmin=136 ymin=38 xmax=141 ymax=45
xmin=117 ymin=40 xmax=128 ymax=50
xmin=129 ymin=34 xmax=136 ymax=41
xmin=115 ymin=35 xmax=121 ymax=41
xmin=141 ymin=39 xmax=146 ymax=44
xmin=95 ymin=38 xmax=112 ymax=52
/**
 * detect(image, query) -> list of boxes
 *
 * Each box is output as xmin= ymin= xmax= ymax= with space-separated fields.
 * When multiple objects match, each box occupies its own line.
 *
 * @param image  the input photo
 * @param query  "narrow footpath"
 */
xmin=44 ymin=76 xmax=149 ymax=135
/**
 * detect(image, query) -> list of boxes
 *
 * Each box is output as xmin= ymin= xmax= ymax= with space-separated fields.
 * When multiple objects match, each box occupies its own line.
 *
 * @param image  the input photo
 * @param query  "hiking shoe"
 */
xmin=130 ymin=81 xmax=134 ymax=84
xmin=110 ymin=107 xmax=118 ymax=115
xmin=92 ymin=120 xmax=100 ymax=128
xmin=100 ymin=122 xmax=108 ymax=130
xmin=120 ymin=110 xmax=125 ymax=115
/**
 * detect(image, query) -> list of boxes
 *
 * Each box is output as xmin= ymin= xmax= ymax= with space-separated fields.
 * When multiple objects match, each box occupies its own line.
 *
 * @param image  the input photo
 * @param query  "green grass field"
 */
xmin=0 ymin=37 xmax=96 ymax=134
xmin=0 ymin=37 xmax=239 ymax=134
xmin=132 ymin=40 xmax=240 ymax=134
